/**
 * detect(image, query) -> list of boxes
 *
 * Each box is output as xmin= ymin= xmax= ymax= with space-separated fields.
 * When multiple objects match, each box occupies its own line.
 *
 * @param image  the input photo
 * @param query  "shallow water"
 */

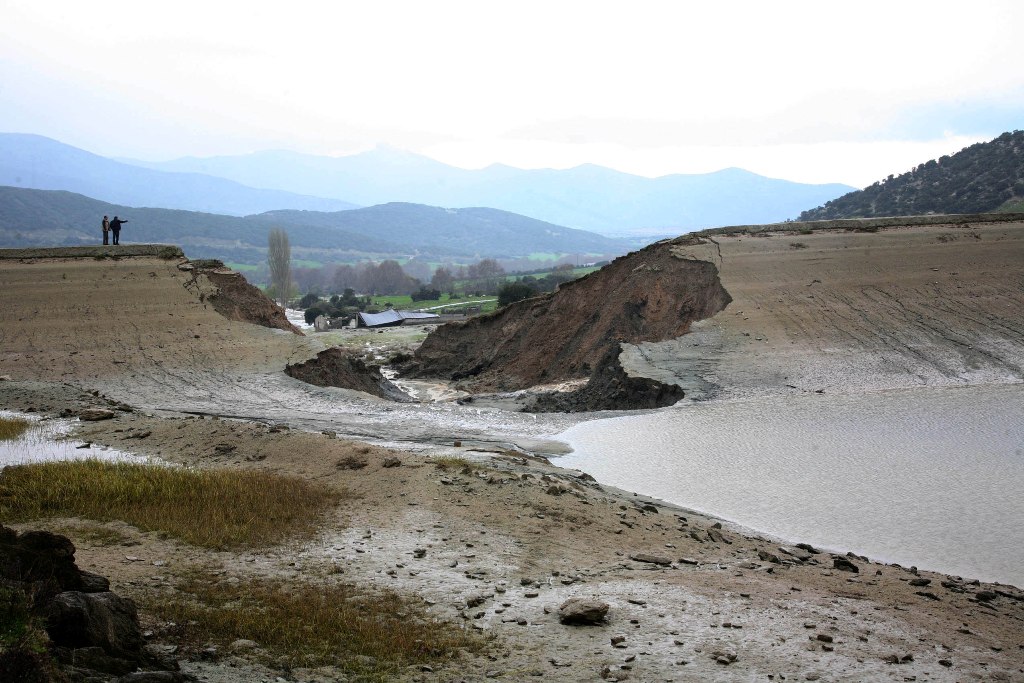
xmin=0 ymin=411 xmax=142 ymax=466
xmin=556 ymin=384 xmax=1024 ymax=587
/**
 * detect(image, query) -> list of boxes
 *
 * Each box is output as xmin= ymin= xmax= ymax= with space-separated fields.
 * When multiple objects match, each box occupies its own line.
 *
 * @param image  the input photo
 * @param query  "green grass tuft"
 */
xmin=0 ymin=460 xmax=343 ymax=549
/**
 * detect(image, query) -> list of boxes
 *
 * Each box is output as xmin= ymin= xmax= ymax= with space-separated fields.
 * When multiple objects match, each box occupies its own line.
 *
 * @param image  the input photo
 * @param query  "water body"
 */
xmin=0 ymin=411 xmax=141 ymax=466
xmin=556 ymin=384 xmax=1024 ymax=587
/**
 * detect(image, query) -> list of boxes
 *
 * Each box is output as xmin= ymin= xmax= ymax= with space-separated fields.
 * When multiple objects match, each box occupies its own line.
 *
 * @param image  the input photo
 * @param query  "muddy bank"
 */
xmin=405 ymin=235 xmax=731 ymax=410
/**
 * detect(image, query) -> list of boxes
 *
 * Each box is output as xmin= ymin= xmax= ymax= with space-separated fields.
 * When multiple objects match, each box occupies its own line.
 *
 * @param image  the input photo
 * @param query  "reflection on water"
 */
xmin=557 ymin=384 xmax=1024 ymax=587
xmin=0 ymin=411 xmax=144 ymax=466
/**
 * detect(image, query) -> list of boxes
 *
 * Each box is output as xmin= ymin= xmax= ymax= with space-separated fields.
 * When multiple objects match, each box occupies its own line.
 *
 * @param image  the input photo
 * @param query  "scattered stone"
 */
xmin=833 ymin=556 xmax=859 ymax=573
xmin=229 ymin=639 xmax=259 ymax=651
xmin=610 ymin=635 xmax=626 ymax=645
xmin=712 ymin=649 xmax=738 ymax=665
xmin=78 ymin=408 xmax=115 ymax=421
xmin=678 ymin=557 xmax=699 ymax=565
xmin=975 ymin=590 xmax=998 ymax=602
xmin=629 ymin=553 xmax=672 ymax=566
xmin=795 ymin=542 xmax=821 ymax=554
xmin=816 ymin=634 xmax=833 ymax=643
xmin=707 ymin=528 xmax=731 ymax=545
xmin=382 ymin=456 xmax=402 ymax=468
xmin=916 ymin=591 xmax=941 ymax=601
xmin=758 ymin=549 xmax=782 ymax=564
xmin=213 ymin=443 xmax=236 ymax=455
xmin=938 ymin=659 xmax=952 ymax=667
xmin=908 ymin=578 xmax=931 ymax=587
xmin=413 ymin=548 xmax=427 ymax=558
xmin=558 ymin=597 xmax=610 ymax=625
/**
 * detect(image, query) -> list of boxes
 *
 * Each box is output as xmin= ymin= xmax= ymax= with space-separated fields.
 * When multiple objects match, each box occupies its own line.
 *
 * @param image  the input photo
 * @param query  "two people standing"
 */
xmin=101 ymin=215 xmax=128 ymax=245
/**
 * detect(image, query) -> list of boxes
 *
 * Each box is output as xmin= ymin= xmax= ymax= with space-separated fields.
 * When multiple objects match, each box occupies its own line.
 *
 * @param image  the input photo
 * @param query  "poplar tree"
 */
xmin=267 ymin=228 xmax=291 ymax=307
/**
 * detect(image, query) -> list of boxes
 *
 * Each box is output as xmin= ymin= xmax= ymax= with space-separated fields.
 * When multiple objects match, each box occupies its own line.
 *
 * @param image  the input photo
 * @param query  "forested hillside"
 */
xmin=799 ymin=131 xmax=1024 ymax=220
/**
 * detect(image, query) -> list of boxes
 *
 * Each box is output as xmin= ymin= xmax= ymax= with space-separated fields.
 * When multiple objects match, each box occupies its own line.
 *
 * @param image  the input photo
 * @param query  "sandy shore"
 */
xmin=2 ymin=237 xmax=1023 ymax=681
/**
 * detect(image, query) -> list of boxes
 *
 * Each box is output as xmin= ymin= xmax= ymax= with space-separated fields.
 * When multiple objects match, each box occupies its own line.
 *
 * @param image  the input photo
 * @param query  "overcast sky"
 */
xmin=2 ymin=0 xmax=1021 ymax=187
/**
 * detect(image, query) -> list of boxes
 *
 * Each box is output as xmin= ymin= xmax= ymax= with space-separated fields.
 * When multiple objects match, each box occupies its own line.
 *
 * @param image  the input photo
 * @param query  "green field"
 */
xmin=369 ymin=293 xmax=497 ymax=313
xmin=225 ymin=262 xmax=259 ymax=272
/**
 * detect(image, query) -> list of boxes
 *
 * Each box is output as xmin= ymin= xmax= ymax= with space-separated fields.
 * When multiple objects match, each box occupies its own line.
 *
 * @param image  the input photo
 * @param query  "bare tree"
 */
xmin=267 ymin=228 xmax=292 ymax=307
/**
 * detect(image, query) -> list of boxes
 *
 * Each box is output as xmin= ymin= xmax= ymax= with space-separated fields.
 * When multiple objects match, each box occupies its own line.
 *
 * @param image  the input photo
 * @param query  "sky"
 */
xmin=1 ymin=0 xmax=1022 ymax=188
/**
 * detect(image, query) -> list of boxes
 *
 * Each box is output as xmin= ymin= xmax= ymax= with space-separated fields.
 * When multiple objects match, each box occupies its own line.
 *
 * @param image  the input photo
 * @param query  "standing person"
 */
xmin=101 ymin=215 xmax=110 ymax=245
xmin=109 ymin=216 xmax=128 ymax=245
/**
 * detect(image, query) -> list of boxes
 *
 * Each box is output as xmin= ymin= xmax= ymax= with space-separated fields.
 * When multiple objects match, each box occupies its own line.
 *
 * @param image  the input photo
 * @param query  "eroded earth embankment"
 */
xmin=406 ymin=235 xmax=731 ymax=410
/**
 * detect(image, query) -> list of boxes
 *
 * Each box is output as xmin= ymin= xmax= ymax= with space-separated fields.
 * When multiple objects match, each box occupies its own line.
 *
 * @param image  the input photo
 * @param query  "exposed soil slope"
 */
xmin=630 ymin=219 xmax=1024 ymax=399
xmin=407 ymin=236 xmax=731 ymax=395
xmin=182 ymin=259 xmax=299 ymax=334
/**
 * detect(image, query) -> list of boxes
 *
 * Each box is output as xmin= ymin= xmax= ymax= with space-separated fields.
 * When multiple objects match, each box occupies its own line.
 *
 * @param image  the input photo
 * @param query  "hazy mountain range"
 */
xmin=800 ymin=130 xmax=1024 ymax=220
xmin=1 ymin=133 xmax=854 ymax=236
xmin=1 ymin=133 xmax=359 ymax=216
xmin=126 ymin=145 xmax=855 ymax=235
xmin=0 ymin=186 xmax=629 ymax=264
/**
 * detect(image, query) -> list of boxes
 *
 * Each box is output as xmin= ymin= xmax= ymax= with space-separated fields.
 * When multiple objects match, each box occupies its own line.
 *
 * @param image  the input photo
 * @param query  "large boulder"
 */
xmin=558 ymin=597 xmax=610 ymax=625
xmin=45 ymin=591 xmax=145 ymax=659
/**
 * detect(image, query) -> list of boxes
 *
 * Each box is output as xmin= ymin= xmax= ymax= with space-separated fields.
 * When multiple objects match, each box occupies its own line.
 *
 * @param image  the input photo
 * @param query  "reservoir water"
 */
xmin=556 ymin=383 xmax=1024 ymax=587
xmin=0 ymin=411 xmax=140 ymax=466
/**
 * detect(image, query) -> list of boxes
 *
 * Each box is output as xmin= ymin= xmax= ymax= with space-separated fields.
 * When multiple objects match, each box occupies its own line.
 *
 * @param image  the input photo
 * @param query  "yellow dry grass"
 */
xmin=0 ymin=460 xmax=343 ymax=549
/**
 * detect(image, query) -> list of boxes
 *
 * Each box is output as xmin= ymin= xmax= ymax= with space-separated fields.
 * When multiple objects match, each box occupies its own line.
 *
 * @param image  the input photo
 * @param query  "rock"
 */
xmin=117 ymin=673 xmax=195 ymax=683
xmin=413 ymin=548 xmax=427 ymax=558
xmin=558 ymin=597 xmax=610 ymax=625
xmin=78 ymin=408 xmax=116 ymax=421
xmin=629 ymin=553 xmax=672 ymax=566
xmin=45 ymin=591 xmax=145 ymax=659
xmin=0 ymin=528 xmax=84 ymax=595
xmin=466 ymin=593 xmax=492 ymax=608
xmin=758 ymin=549 xmax=782 ymax=564
xmin=815 ymin=634 xmax=833 ymax=643
xmin=833 ymin=556 xmax=859 ymax=573
xmin=229 ymin=639 xmax=259 ymax=651
xmin=678 ymin=557 xmax=699 ymax=565
xmin=779 ymin=546 xmax=813 ymax=561
xmin=796 ymin=542 xmax=821 ymax=554
xmin=975 ymin=590 xmax=998 ymax=602
xmin=706 ymin=528 xmax=731 ymax=545
xmin=908 ymin=578 xmax=931 ymax=587
xmin=640 ymin=503 xmax=659 ymax=513
xmin=382 ymin=456 xmax=402 ymax=468
xmin=213 ymin=443 xmax=236 ymax=455
xmin=610 ymin=635 xmax=626 ymax=645
xmin=80 ymin=570 xmax=111 ymax=593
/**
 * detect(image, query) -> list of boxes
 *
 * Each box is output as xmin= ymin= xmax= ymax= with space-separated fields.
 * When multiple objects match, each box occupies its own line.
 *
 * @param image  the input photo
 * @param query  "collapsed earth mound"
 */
xmin=179 ymin=259 xmax=300 ymax=335
xmin=406 ymin=236 xmax=731 ymax=409
xmin=285 ymin=348 xmax=412 ymax=401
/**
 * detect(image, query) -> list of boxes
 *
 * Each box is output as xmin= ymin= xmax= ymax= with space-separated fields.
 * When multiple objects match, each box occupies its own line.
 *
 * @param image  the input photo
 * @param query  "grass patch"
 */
xmin=0 ymin=417 xmax=31 ymax=441
xmin=789 ymin=242 xmax=808 ymax=249
xmin=0 ymin=460 xmax=342 ymax=550
xmin=142 ymin=572 xmax=483 ymax=680
xmin=431 ymin=456 xmax=480 ymax=473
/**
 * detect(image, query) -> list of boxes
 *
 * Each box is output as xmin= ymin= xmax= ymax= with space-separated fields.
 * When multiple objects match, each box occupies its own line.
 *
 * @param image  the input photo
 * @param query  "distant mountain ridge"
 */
xmin=0 ymin=133 xmax=359 ymax=216
xmin=800 ymin=131 xmax=1024 ymax=220
xmin=0 ymin=186 xmax=630 ymax=264
xmin=123 ymin=145 xmax=856 ymax=234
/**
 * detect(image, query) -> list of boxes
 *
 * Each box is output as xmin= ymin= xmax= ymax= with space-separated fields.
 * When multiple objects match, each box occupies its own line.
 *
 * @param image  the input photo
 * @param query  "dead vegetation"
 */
xmin=0 ymin=460 xmax=344 ymax=549
xmin=141 ymin=570 xmax=486 ymax=680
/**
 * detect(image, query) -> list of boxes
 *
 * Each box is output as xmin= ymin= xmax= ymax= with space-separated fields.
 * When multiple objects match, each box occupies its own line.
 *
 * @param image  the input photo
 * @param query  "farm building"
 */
xmin=357 ymin=309 xmax=440 ymax=328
